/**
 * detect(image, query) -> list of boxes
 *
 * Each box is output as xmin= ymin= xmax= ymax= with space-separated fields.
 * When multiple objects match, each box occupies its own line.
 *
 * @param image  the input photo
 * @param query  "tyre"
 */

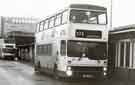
xmin=34 ymin=61 xmax=40 ymax=73
xmin=53 ymin=64 xmax=59 ymax=79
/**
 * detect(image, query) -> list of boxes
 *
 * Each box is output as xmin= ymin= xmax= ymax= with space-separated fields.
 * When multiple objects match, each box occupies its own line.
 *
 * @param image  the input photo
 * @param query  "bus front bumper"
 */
xmin=57 ymin=66 xmax=108 ymax=79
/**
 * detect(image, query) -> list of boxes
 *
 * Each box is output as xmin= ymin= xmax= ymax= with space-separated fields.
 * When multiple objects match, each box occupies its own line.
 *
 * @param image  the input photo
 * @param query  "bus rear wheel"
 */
xmin=34 ymin=61 xmax=40 ymax=73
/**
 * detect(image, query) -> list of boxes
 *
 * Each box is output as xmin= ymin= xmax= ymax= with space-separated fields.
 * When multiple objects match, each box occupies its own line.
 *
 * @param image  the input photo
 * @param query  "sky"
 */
xmin=0 ymin=0 xmax=134 ymax=28
xmin=112 ymin=0 xmax=135 ymax=27
xmin=0 ymin=0 xmax=109 ymax=17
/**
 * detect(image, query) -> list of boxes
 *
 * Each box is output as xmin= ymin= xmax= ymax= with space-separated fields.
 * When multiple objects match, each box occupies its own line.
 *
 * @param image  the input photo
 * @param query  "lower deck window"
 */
xmin=60 ymin=40 xmax=66 ymax=56
xmin=37 ymin=44 xmax=52 ymax=56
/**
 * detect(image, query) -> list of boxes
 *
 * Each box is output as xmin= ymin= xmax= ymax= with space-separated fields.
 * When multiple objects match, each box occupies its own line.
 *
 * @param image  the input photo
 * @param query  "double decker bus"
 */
xmin=34 ymin=4 xmax=108 ymax=78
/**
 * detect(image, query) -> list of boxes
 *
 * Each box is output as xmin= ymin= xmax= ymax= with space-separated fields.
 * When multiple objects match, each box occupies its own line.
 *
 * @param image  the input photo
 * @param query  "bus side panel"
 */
xmin=35 ymin=40 xmax=59 ymax=72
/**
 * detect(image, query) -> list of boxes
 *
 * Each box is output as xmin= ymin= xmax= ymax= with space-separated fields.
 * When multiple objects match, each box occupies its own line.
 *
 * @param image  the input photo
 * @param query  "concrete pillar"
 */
xmin=1 ymin=17 xmax=5 ymax=38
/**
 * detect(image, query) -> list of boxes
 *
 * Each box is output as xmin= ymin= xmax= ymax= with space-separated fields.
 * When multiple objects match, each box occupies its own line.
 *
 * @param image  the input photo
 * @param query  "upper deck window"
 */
xmin=39 ymin=22 xmax=44 ymax=31
xmin=62 ymin=10 xmax=68 ymax=24
xmin=70 ymin=9 xmax=107 ymax=25
xmin=49 ymin=17 xmax=55 ymax=28
xmin=36 ymin=23 xmax=40 ymax=32
xmin=55 ymin=14 xmax=62 ymax=26
xmin=44 ymin=19 xmax=49 ymax=30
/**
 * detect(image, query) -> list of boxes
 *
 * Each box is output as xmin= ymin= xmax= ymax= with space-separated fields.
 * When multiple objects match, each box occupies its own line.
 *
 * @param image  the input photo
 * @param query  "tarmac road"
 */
xmin=0 ymin=59 xmax=133 ymax=85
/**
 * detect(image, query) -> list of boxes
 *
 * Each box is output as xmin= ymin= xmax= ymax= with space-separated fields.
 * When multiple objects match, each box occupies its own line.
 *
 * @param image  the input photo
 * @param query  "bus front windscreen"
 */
xmin=67 ymin=41 xmax=107 ymax=60
xmin=70 ymin=9 xmax=107 ymax=25
xmin=3 ymin=48 xmax=16 ymax=53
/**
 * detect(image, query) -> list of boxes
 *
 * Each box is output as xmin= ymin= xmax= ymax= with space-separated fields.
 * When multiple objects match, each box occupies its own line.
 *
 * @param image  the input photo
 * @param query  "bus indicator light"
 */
xmin=103 ymin=67 xmax=107 ymax=71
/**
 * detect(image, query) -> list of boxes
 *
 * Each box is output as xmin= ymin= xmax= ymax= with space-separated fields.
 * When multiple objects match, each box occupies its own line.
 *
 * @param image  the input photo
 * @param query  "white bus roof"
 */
xmin=69 ymin=4 xmax=107 ymax=11
xmin=38 ymin=4 xmax=107 ymax=23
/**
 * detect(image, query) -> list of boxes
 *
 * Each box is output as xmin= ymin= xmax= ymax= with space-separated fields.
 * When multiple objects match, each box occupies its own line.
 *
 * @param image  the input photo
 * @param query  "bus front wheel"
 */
xmin=53 ymin=64 xmax=59 ymax=79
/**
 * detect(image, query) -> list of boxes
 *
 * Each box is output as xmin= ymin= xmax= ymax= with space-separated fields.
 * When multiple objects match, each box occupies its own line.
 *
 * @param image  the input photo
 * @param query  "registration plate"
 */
xmin=82 ymin=74 xmax=93 ymax=78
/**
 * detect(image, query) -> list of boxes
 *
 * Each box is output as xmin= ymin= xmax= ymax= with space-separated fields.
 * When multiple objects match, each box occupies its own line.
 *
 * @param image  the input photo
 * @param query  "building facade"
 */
xmin=7 ymin=31 xmax=35 ymax=61
xmin=109 ymin=24 xmax=135 ymax=81
xmin=0 ymin=16 xmax=37 ymax=37
xmin=0 ymin=16 xmax=38 ymax=62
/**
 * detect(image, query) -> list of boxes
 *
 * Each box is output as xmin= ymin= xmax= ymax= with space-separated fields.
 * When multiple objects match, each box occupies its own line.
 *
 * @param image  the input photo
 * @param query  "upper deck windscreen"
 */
xmin=69 ymin=4 xmax=107 ymax=25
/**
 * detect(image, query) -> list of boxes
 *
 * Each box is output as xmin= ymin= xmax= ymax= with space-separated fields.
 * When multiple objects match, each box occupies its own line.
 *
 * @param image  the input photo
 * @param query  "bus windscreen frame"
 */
xmin=69 ymin=9 xmax=107 ymax=25
xmin=67 ymin=40 xmax=107 ymax=60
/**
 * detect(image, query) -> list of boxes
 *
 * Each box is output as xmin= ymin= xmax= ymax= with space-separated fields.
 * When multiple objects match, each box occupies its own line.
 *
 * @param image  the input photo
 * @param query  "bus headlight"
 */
xmin=66 ymin=70 xmax=72 ymax=76
xmin=67 ymin=66 xmax=71 ymax=70
xmin=103 ymin=67 xmax=107 ymax=71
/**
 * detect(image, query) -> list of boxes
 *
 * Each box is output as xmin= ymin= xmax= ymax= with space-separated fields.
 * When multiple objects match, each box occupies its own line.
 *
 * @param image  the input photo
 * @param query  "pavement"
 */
xmin=0 ymin=59 xmax=134 ymax=85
